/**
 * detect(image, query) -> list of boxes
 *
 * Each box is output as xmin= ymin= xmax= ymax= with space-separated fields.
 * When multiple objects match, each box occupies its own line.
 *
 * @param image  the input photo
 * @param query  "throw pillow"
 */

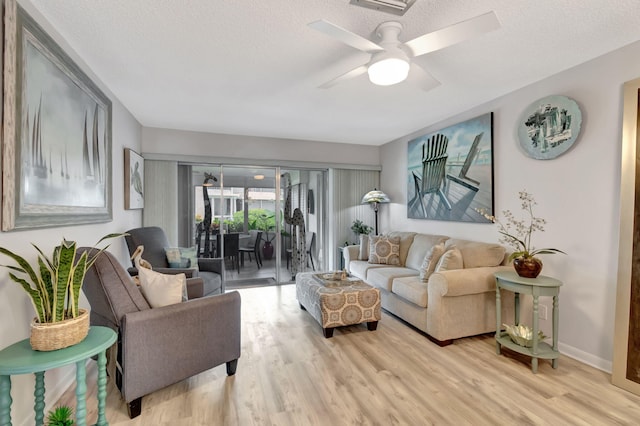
xmin=165 ymin=246 xmax=199 ymax=270
xmin=435 ymin=247 xmax=464 ymax=272
xmin=358 ymin=234 xmax=370 ymax=260
xmin=165 ymin=247 xmax=189 ymax=268
xmin=419 ymin=243 xmax=445 ymax=282
xmin=368 ymin=235 xmax=401 ymax=265
xmin=137 ymin=267 xmax=187 ymax=308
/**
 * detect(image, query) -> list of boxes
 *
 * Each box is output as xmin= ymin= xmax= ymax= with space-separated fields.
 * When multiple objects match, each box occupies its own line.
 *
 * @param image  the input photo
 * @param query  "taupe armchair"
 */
xmin=79 ymin=248 xmax=241 ymax=418
xmin=125 ymin=226 xmax=224 ymax=297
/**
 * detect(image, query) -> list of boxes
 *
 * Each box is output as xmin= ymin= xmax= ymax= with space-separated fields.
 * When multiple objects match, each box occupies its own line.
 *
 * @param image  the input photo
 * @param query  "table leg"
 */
xmin=34 ymin=372 xmax=45 ymax=426
xmin=514 ymin=292 xmax=520 ymax=325
xmin=75 ymin=361 xmax=87 ymax=426
xmin=495 ymin=285 xmax=502 ymax=354
xmin=96 ymin=350 xmax=108 ymax=426
xmin=552 ymin=294 xmax=560 ymax=369
xmin=532 ymin=295 xmax=539 ymax=374
xmin=0 ymin=375 xmax=11 ymax=426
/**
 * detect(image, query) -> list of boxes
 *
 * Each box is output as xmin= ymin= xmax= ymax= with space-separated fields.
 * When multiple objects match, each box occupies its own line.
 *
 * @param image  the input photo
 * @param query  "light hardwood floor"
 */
xmin=57 ymin=284 xmax=640 ymax=425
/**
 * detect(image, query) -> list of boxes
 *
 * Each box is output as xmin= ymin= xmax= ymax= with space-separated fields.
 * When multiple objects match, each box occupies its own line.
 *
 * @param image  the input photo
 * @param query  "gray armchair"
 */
xmin=78 ymin=247 xmax=241 ymax=418
xmin=125 ymin=226 xmax=224 ymax=297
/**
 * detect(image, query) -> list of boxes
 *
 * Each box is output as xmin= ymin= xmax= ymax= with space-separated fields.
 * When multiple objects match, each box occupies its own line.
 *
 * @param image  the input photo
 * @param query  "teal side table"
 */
xmin=0 ymin=326 xmax=116 ymax=426
xmin=494 ymin=270 xmax=562 ymax=374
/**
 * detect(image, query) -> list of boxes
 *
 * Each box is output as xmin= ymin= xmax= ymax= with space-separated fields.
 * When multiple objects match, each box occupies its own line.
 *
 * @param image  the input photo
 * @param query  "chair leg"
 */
xmin=127 ymin=397 xmax=142 ymax=419
xmin=226 ymin=359 xmax=238 ymax=376
xmin=438 ymin=188 xmax=452 ymax=210
xmin=309 ymin=251 xmax=315 ymax=271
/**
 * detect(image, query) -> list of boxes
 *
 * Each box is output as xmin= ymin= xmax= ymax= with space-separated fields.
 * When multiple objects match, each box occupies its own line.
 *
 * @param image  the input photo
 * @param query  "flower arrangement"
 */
xmin=479 ymin=190 xmax=565 ymax=261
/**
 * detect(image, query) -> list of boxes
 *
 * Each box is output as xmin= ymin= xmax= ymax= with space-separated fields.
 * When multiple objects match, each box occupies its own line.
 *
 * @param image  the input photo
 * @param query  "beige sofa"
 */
xmin=343 ymin=232 xmax=516 ymax=345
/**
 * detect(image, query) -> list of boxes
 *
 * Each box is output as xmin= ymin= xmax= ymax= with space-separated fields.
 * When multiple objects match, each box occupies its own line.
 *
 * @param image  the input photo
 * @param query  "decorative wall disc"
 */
xmin=517 ymin=95 xmax=582 ymax=160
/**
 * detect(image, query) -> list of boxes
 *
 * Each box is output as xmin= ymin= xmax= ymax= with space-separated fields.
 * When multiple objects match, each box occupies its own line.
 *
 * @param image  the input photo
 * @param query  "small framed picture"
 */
xmin=124 ymin=148 xmax=144 ymax=209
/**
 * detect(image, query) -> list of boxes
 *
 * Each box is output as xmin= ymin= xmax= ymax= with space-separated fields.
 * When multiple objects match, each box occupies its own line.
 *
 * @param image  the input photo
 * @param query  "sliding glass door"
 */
xmin=183 ymin=163 xmax=326 ymax=286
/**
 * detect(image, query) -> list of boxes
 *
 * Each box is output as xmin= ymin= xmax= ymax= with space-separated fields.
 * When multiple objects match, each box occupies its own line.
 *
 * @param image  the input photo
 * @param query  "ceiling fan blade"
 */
xmin=319 ymin=64 xmax=369 ymax=89
xmin=309 ymin=19 xmax=384 ymax=53
xmin=411 ymin=63 xmax=441 ymax=92
xmin=404 ymin=11 xmax=500 ymax=57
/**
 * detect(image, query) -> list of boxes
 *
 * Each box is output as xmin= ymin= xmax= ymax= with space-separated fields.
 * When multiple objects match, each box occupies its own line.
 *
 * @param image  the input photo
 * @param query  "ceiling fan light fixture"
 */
xmin=368 ymin=57 xmax=410 ymax=86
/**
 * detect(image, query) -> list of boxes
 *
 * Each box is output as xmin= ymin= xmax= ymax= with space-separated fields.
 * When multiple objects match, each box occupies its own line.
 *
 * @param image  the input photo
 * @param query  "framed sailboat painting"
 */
xmin=1 ymin=0 xmax=112 ymax=230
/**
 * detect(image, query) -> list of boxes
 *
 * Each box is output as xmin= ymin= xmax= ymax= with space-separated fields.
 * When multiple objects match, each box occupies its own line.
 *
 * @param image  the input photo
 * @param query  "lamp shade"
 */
xmin=361 ymin=189 xmax=390 ymax=204
xmin=368 ymin=58 xmax=409 ymax=86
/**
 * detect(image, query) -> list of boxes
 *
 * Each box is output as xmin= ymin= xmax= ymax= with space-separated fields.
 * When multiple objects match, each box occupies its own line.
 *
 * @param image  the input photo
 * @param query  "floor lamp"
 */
xmin=362 ymin=189 xmax=390 ymax=235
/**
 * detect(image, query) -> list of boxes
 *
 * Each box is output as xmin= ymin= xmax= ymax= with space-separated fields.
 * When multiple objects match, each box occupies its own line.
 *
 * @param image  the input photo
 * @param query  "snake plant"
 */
xmin=46 ymin=405 xmax=74 ymax=426
xmin=0 ymin=233 xmax=123 ymax=323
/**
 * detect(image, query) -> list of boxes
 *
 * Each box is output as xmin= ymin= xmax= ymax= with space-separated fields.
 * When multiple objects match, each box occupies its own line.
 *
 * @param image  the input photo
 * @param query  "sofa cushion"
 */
xmin=385 ymin=232 xmax=417 ymax=266
xmin=405 ymin=234 xmax=449 ymax=270
xmin=391 ymin=277 xmax=428 ymax=308
xmin=358 ymin=234 xmax=370 ymax=260
xmin=419 ymin=243 xmax=446 ymax=282
xmin=366 ymin=267 xmax=419 ymax=292
xmin=445 ymin=238 xmax=506 ymax=268
xmin=349 ymin=260 xmax=388 ymax=280
xmin=138 ymin=267 xmax=187 ymax=308
xmin=369 ymin=235 xmax=401 ymax=265
xmin=435 ymin=247 xmax=464 ymax=272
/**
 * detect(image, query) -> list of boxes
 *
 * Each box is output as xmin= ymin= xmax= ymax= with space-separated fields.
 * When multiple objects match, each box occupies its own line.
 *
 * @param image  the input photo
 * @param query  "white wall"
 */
xmin=380 ymin=40 xmax=640 ymax=371
xmin=142 ymin=127 xmax=380 ymax=167
xmin=0 ymin=2 xmax=142 ymax=424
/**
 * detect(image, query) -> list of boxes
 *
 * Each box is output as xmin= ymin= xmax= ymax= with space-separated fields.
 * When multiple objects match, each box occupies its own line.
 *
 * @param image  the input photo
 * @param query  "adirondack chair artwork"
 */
xmin=411 ymin=133 xmax=452 ymax=216
xmin=407 ymin=112 xmax=494 ymax=223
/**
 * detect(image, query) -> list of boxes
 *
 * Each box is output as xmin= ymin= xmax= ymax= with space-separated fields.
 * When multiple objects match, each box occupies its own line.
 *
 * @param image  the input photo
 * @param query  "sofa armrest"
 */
xmin=197 ymin=257 xmax=224 ymax=275
xmin=343 ymin=245 xmax=360 ymax=272
xmin=186 ymin=277 xmax=205 ymax=299
xmin=120 ymin=291 xmax=241 ymax=402
xmin=428 ymin=265 xmax=513 ymax=297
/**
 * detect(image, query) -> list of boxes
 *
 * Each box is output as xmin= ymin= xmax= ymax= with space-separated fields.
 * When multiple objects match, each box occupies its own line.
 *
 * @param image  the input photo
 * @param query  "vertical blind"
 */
xmin=330 ymin=169 xmax=380 ymax=268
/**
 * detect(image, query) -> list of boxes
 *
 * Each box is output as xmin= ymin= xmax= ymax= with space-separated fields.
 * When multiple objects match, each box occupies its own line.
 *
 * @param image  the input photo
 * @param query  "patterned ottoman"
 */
xmin=296 ymin=272 xmax=381 ymax=338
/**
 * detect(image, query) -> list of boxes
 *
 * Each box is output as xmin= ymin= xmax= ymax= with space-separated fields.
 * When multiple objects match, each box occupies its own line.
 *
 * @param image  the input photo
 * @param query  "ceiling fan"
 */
xmin=308 ymin=11 xmax=500 ymax=90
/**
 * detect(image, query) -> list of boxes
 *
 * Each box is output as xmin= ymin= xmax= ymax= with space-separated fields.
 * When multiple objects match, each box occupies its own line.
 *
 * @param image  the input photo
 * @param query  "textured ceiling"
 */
xmin=27 ymin=0 xmax=640 ymax=146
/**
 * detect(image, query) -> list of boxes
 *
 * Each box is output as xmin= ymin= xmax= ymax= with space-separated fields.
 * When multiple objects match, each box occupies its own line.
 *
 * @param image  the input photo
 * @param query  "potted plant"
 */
xmin=351 ymin=219 xmax=373 ymax=245
xmin=0 ymin=233 xmax=123 ymax=351
xmin=247 ymin=210 xmax=292 ymax=260
xmin=46 ymin=405 xmax=74 ymax=426
xmin=478 ymin=191 xmax=565 ymax=278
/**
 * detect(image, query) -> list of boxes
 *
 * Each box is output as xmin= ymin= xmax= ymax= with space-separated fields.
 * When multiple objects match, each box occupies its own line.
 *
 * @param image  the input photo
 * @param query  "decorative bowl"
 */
xmin=503 ymin=324 xmax=545 ymax=348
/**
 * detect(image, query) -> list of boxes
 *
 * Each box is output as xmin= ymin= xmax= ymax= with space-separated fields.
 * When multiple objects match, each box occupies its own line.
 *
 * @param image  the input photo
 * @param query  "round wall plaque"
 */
xmin=517 ymin=95 xmax=582 ymax=160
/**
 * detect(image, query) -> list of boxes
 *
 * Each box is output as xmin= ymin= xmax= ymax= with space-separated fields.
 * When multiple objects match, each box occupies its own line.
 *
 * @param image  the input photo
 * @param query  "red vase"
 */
xmin=262 ymin=241 xmax=274 ymax=260
xmin=513 ymin=257 xmax=543 ymax=278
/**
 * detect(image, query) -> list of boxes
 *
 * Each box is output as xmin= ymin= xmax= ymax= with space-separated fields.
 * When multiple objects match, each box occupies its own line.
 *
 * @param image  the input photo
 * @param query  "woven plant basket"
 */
xmin=30 ymin=308 xmax=89 ymax=351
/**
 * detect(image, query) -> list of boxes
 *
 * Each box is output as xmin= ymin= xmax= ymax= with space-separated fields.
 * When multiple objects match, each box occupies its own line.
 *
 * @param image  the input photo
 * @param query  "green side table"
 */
xmin=0 ymin=326 xmax=117 ymax=426
xmin=494 ymin=270 xmax=562 ymax=374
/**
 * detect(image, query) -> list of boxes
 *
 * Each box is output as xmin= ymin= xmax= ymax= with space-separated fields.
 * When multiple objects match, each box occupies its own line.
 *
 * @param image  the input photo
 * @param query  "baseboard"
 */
xmin=559 ymin=342 xmax=612 ymax=373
